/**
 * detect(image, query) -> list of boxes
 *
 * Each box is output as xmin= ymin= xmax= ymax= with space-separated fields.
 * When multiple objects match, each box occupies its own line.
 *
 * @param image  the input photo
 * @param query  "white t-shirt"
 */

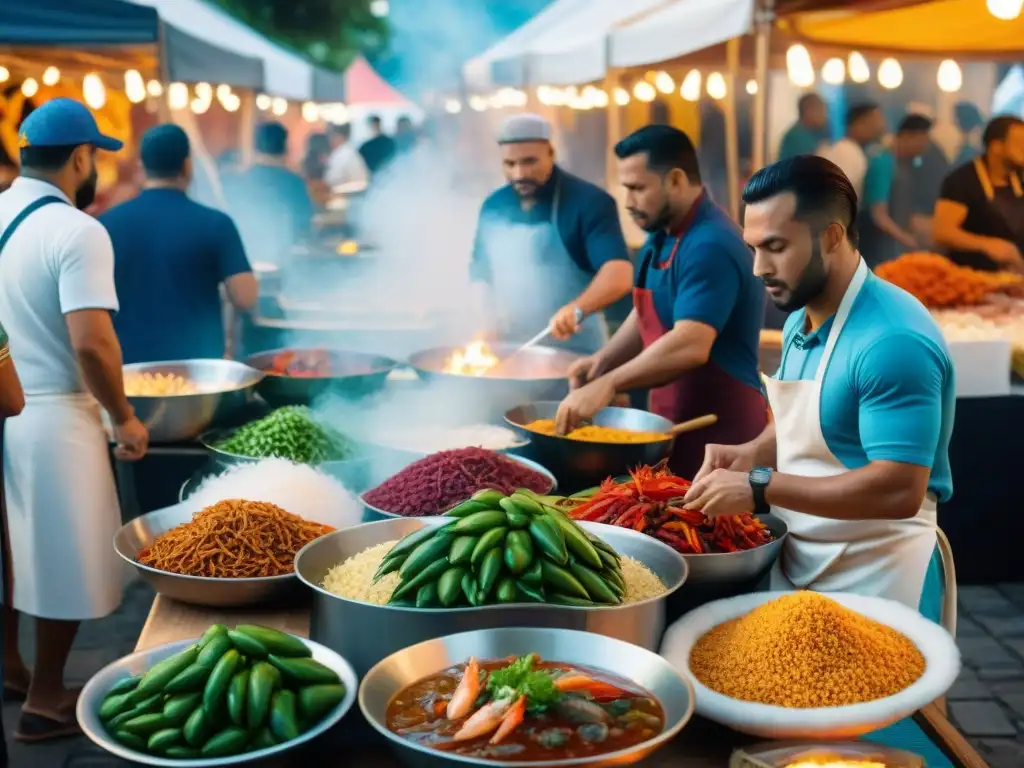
xmin=324 ymin=143 xmax=370 ymax=189
xmin=0 ymin=177 xmax=118 ymax=395
xmin=821 ymin=138 xmax=869 ymax=199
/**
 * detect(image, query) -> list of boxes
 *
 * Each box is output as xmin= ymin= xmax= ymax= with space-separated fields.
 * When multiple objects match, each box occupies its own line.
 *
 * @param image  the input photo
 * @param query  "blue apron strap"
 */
xmin=0 ymin=195 xmax=67 ymax=257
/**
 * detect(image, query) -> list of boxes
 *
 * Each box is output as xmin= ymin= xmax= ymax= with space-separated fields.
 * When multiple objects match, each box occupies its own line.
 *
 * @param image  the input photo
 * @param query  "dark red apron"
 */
xmin=633 ymin=202 xmax=768 ymax=480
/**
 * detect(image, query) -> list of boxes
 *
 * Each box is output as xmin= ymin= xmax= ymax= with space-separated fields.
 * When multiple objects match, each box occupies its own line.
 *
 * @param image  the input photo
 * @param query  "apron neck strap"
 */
xmin=974 ymin=156 xmax=1023 ymax=201
xmin=550 ymin=176 xmax=562 ymax=226
xmin=814 ymin=258 xmax=869 ymax=381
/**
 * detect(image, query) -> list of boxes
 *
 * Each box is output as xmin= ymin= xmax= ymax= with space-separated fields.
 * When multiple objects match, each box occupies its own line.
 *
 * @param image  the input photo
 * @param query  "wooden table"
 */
xmin=134 ymin=596 xmax=990 ymax=768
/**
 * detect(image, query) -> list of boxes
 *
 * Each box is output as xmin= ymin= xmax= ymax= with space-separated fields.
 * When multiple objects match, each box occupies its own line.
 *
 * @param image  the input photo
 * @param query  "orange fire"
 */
xmin=443 ymin=340 xmax=500 ymax=377
xmin=786 ymin=761 xmax=888 ymax=768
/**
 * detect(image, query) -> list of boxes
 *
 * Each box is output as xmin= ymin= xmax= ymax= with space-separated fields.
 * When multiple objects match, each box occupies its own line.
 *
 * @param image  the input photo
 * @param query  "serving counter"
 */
xmin=134 ymin=596 xmax=989 ymax=768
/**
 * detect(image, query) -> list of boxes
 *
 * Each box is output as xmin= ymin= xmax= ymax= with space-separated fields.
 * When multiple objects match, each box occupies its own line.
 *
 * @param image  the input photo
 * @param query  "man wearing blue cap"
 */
xmin=101 ymin=124 xmax=257 ymax=363
xmin=0 ymin=98 xmax=148 ymax=741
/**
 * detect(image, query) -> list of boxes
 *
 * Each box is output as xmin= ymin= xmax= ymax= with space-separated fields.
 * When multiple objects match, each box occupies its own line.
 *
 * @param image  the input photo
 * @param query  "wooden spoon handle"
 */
xmin=666 ymin=414 xmax=718 ymax=437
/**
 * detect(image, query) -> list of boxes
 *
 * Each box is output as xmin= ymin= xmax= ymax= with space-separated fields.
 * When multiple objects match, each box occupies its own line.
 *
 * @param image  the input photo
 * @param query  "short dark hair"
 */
xmin=368 ymin=115 xmax=382 ymax=129
xmin=328 ymin=122 xmax=351 ymax=140
xmin=742 ymin=155 xmax=859 ymax=246
xmin=797 ymin=93 xmax=824 ymax=118
xmin=614 ymin=124 xmax=701 ymax=184
xmin=20 ymin=144 xmax=80 ymax=172
xmin=254 ymin=121 xmax=288 ymax=156
xmin=983 ymin=114 xmax=1024 ymax=147
xmin=846 ymin=102 xmax=879 ymax=129
xmin=897 ymin=114 xmax=933 ymax=135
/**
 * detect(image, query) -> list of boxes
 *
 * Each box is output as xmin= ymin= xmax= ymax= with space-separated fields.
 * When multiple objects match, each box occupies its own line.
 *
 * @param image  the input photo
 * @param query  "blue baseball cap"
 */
xmin=141 ymin=124 xmax=190 ymax=176
xmin=18 ymin=98 xmax=123 ymax=152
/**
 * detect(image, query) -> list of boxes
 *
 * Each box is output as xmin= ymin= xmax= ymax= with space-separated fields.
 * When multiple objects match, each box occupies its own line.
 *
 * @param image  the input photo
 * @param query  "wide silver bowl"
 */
xmin=78 ymin=635 xmax=358 ymax=766
xmin=113 ymin=503 xmax=301 ymax=607
xmin=360 ymin=627 xmax=695 ymax=768
xmin=407 ymin=344 xmax=585 ymax=423
xmin=506 ymin=402 xmax=675 ymax=487
xmin=121 ymin=359 xmax=264 ymax=443
xmin=295 ymin=517 xmax=687 ymax=679
xmin=359 ymin=454 xmax=559 ymax=522
xmin=244 ymin=347 xmax=398 ymax=407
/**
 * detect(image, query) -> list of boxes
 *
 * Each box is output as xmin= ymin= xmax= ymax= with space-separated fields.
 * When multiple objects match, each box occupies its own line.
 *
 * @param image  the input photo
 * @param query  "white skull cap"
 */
xmin=498 ymin=113 xmax=552 ymax=144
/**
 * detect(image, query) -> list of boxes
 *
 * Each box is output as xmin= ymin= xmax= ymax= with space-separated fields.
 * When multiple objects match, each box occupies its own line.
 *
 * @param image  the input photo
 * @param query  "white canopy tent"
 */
xmin=129 ymin=0 xmax=344 ymax=101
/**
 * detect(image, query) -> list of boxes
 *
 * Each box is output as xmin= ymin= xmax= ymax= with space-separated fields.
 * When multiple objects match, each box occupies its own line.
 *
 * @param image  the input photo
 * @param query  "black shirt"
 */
xmin=937 ymin=160 xmax=1022 ymax=271
xmin=359 ymin=135 xmax=397 ymax=174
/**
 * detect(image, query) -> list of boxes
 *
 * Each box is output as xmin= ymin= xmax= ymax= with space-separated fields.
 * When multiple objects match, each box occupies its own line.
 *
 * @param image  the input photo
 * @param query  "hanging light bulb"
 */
xmin=194 ymin=82 xmax=213 ymax=100
xmin=848 ymin=52 xmax=870 ymax=84
xmin=706 ymin=72 xmax=727 ymax=100
xmin=468 ymin=95 xmax=488 ymax=112
xmin=0 ymin=67 xmax=9 ymax=84
xmin=613 ymin=87 xmax=630 ymax=106
xmin=302 ymin=101 xmax=319 ymax=122
xmin=680 ymin=70 xmax=702 ymax=102
xmin=444 ymin=98 xmax=462 ymax=114
xmin=21 ymin=78 xmax=39 ymax=98
xmin=190 ymin=97 xmax=211 ymax=115
xmin=536 ymin=86 xmax=555 ymax=106
xmin=786 ymin=45 xmax=815 ymax=88
xmin=168 ymin=82 xmax=189 ymax=110
xmin=745 ymin=79 xmax=759 ymax=95
xmin=146 ymin=80 xmax=163 ymax=97
xmin=124 ymin=70 xmax=146 ymax=104
xmin=821 ymin=58 xmax=846 ymax=85
xmin=222 ymin=94 xmax=241 ymax=113
xmin=271 ymin=97 xmax=288 ymax=116
xmin=654 ymin=71 xmax=675 ymax=94
xmin=633 ymin=81 xmax=656 ymax=102
xmin=42 ymin=66 xmax=60 ymax=86
xmin=937 ymin=60 xmax=963 ymax=93
xmin=83 ymin=73 xmax=106 ymax=109
xmin=591 ymin=88 xmax=609 ymax=108
xmin=877 ymin=58 xmax=903 ymax=90
xmin=216 ymin=84 xmax=233 ymax=101
xmin=986 ymin=0 xmax=1023 ymax=20
xmin=256 ymin=94 xmax=272 ymax=111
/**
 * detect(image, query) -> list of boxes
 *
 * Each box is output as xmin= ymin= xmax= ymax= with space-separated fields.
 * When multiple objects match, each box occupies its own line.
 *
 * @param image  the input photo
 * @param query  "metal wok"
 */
xmin=244 ymin=347 xmax=398 ymax=406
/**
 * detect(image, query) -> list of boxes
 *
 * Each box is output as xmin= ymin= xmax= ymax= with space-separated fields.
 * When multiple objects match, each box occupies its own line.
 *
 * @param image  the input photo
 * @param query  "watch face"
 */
xmin=750 ymin=467 xmax=772 ymax=485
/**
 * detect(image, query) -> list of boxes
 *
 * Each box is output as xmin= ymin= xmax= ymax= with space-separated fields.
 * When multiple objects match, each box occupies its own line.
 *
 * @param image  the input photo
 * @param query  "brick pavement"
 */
xmin=3 ymin=581 xmax=1024 ymax=767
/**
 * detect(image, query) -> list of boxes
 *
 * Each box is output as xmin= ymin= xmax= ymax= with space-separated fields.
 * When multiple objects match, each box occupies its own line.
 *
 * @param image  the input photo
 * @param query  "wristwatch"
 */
xmin=748 ymin=467 xmax=773 ymax=515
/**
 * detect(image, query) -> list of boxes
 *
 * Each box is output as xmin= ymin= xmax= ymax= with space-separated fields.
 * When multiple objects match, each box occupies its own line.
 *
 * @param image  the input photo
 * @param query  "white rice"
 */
xmin=187 ymin=459 xmax=362 ymax=529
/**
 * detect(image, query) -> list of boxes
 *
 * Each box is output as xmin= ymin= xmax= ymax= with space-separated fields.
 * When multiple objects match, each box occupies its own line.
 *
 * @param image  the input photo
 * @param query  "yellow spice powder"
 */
xmin=690 ymin=592 xmax=925 ymax=708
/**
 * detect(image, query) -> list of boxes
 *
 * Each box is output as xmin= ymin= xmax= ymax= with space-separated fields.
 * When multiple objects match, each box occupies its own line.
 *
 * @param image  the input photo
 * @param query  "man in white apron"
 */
xmin=683 ymin=154 xmax=955 ymax=621
xmin=469 ymin=114 xmax=633 ymax=354
xmin=0 ymin=99 xmax=148 ymax=741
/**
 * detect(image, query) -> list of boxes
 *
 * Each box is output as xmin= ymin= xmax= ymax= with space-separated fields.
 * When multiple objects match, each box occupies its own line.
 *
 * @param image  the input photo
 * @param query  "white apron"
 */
xmin=765 ymin=259 xmax=938 ymax=609
xmin=3 ymin=393 xmax=124 ymax=620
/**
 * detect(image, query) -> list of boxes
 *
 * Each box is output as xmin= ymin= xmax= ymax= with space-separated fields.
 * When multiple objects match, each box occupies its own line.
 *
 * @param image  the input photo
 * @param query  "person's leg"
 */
xmin=2 ymin=605 xmax=29 ymax=694
xmin=23 ymin=618 xmax=79 ymax=716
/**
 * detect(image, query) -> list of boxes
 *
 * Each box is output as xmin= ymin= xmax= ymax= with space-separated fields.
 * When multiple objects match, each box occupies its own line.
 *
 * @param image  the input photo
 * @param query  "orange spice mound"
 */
xmin=689 ymin=592 xmax=925 ymax=708
xmin=875 ymin=252 xmax=1024 ymax=307
xmin=137 ymin=499 xmax=334 ymax=578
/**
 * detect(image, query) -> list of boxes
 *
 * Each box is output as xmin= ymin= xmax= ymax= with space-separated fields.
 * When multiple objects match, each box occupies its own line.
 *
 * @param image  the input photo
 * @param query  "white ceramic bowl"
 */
xmin=659 ymin=591 xmax=961 ymax=739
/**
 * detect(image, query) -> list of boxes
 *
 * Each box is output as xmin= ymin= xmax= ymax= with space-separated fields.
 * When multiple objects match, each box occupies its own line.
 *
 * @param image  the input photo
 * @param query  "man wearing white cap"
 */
xmin=469 ymin=113 xmax=633 ymax=352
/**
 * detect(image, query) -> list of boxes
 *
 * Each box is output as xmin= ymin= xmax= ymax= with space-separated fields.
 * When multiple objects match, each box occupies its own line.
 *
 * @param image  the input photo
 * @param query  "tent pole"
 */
xmin=604 ymin=67 xmax=621 ymax=196
xmin=238 ymin=91 xmax=255 ymax=166
xmin=752 ymin=0 xmax=775 ymax=170
xmin=724 ymin=37 xmax=741 ymax=221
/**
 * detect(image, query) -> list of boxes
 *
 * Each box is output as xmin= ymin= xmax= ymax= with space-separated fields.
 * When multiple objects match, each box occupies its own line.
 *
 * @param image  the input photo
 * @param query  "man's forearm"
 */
xmin=870 ymin=206 xmax=915 ymax=247
xmin=746 ymin=421 xmax=777 ymax=468
xmin=76 ymin=338 xmax=132 ymax=424
xmin=764 ymin=461 xmax=925 ymax=521
xmin=933 ymin=224 xmax=1000 ymax=255
xmin=572 ymin=261 xmax=632 ymax=315
xmin=607 ymin=325 xmax=709 ymax=392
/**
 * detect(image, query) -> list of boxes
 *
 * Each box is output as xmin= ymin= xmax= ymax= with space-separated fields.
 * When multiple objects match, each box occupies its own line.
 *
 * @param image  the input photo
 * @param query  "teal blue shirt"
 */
xmin=863 ymin=147 xmax=896 ymax=207
xmin=776 ymin=271 xmax=955 ymax=502
xmin=778 ymin=124 xmax=824 ymax=160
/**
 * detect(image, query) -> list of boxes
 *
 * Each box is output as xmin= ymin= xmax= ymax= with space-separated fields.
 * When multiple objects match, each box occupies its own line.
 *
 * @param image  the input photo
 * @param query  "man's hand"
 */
xmin=550 ymin=305 xmax=583 ymax=341
xmin=114 ymin=415 xmax=149 ymax=461
xmin=566 ymin=355 xmax=606 ymax=391
xmin=554 ymin=377 xmax=616 ymax=435
xmin=682 ymin=468 xmax=754 ymax=518
xmin=692 ymin=443 xmax=757 ymax=483
xmin=986 ymin=238 xmax=1023 ymax=266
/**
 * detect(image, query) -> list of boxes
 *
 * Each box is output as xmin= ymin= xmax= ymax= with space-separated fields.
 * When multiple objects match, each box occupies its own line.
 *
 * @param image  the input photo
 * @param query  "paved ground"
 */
xmin=4 ymin=582 xmax=1024 ymax=767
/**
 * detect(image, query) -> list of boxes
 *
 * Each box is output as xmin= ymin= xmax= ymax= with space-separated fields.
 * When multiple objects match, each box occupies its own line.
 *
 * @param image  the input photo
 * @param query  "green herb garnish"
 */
xmin=486 ymin=654 xmax=561 ymax=709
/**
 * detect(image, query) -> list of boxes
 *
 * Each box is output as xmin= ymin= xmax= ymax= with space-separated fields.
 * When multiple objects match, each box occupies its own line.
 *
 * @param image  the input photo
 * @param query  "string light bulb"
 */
xmin=256 ymin=94 xmax=272 ymax=111
xmin=146 ymin=80 xmax=163 ymax=97
xmin=216 ymin=84 xmax=233 ymax=101
xmin=271 ymin=97 xmax=288 ymax=116
xmin=0 ymin=67 xmax=9 ymax=84
xmin=444 ymin=98 xmax=462 ymax=114
xmin=986 ymin=0 xmax=1023 ymax=20
xmin=877 ymin=58 xmax=903 ymax=90
xmin=654 ymin=71 xmax=675 ymax=94
xmin=190 ymin=97 xmax=211 ymax=115
xmin=21 ymin=78 xmax=39 ymax=98
xmin=302 ymin=101 xmax=318 ymax=122
xmin=42 ymin=67 xmax=60 ymax=86
xmin=591 ymin=88 xmax=609 ymax=108
xmin=83 ymin=73 xmax=106 ymax=109
xmin=786 ymin=44 xmax=815 ymax=88
xmin=706 ymin=72 xmax=727 ymax=100
xmin=937 ymin=60 xmax=963 ymax=93
xmin=821 ymin=58 xmax=846 ymax=85
xmin=221 ymin=94 xmax=241 ymax=113
xmin=124 ymin=70 xmax=146 ymax=104
xmin=848 ymin=52 xmax=870 ymax=84
xmin=745 ymin=79 xmax=758 ymax=95
xmin=633 ymin=81 xmax=656 ymax=102
xmin=680 ymin=70 xmax=702 ymax=102
xmin=168 ymin=82 xmax=189 ymax=110
xmin=613 ymin=87 xmax=630 ymax=106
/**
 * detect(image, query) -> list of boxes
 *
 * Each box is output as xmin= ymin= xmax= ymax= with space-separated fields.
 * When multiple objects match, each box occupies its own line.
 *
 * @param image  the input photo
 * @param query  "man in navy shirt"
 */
xmin=556 ymin=125 xmax=767 ymax=479
xmin=101 ymin=124 xmax=257 ymax=363
xmin=470 ymin=113 xmax=632 ymax=353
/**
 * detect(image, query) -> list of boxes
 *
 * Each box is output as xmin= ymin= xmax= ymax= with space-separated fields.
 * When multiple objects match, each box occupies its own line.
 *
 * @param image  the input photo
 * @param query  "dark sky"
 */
xmin=369 ymin=0 xmax=551 ymax=94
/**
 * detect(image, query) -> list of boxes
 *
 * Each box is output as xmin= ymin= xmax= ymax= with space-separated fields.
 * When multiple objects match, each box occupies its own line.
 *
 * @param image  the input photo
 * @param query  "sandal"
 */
xmin=14 ymin=709 xmax=82 ymax=742
xmin=3 ymin=682 xmax=27 ymax=701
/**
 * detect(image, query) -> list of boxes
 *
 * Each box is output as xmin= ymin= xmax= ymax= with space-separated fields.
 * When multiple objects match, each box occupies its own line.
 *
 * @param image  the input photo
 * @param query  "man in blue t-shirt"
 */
xmin=101 ymin=124 xmax=257 ymax=363
xmin=554 ymin=125 xmax=767 ymax=479
xmin=685 ymin=154 xmax=954 ymax=620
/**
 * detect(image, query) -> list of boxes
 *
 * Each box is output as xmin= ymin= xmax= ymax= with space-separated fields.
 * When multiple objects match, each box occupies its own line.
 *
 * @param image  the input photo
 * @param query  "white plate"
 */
xmin=659 ymin=591 xmax=961 ymax=739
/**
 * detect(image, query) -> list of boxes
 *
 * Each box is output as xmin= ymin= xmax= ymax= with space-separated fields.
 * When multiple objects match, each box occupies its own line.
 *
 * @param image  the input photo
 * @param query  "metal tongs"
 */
xmin=491 ymin=308 xmax=584 ymax=375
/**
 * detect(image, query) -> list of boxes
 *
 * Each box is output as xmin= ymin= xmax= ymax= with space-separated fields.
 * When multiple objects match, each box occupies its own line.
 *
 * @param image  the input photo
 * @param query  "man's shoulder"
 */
xmin=942 ymin=160 xmax=977 ymax=188
xmin=558 ymin=169 xmax=614 ymax=206
xmin=847 ymin=276 xmax=951 ymax=362
xmin=481 ymin=184 xmax=516 ymax=214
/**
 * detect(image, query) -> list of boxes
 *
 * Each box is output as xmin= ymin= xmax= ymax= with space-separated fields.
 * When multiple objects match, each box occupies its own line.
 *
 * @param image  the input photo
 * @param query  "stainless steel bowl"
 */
xmin=505 ymin=402 xmax=675 ymax=487
xmin=359 ymin=627 xmax=695 ymax=768
xmin=78 ymin=635 xmax=358 ymax=766
xmin=358 ymin=454 xmax=559 ymax=522
xmin=407 ymin=344 xmax=585 ymax=423
xmin=294 ymin=517 xmax=687 ymax=679
xmin=121 ymin=359 xmax=264 ymax=442
xmin=676 ymin=513 xmax=788 ymax=585
xmin=113 ymin=503 xmax=300 ymax=607
xmin=244 ymin=347 xmax=398 ymax=407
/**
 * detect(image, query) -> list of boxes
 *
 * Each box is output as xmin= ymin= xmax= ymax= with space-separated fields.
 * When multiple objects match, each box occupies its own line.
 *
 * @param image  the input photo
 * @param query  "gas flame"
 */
xmin=786 ymin=761 xmax=888 ymax=768
xmin=444 ymin=340 xmax=500 ymax=377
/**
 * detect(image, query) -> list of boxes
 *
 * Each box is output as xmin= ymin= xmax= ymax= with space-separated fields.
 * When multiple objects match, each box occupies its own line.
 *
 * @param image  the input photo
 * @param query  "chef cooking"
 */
xmin=469 ymin=113 xmax=633 ymax=353
xmin=554 ymin=125 xmax=768 ymax=480
xmin=684 ymin=154 xmax=954 ymax=623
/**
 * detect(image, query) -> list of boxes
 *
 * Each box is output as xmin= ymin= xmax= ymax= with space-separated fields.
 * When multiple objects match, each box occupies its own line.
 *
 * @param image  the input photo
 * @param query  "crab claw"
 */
xmin=489 ymin=695 xmax=526 ymax=744
xmin=452 ymin=697 xmax=513 ymax=741
xmin=447 ymin=657 xmax=481 ymax=720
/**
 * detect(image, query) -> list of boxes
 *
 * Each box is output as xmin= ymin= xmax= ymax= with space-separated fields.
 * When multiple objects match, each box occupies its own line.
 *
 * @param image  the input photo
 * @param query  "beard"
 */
xmin=762 ymin=240 xmax=828 ymax=312
xmin=629 ymin=199 xmax=674 ymax=233
xmin=75 ymin=166 xmax=98 ymax=210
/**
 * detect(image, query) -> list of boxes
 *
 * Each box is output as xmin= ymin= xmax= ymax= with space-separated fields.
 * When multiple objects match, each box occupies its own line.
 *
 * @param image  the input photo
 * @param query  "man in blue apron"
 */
xmin=469 ymin=114 xmax=633 ymax=353
xmin=683 ymin=154 xmax=954 ymax=624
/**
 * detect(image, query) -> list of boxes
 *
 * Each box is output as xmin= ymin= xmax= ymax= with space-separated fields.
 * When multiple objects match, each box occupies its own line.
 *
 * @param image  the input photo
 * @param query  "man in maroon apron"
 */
xmin=555 ymin=125 xmax=767 ymax=479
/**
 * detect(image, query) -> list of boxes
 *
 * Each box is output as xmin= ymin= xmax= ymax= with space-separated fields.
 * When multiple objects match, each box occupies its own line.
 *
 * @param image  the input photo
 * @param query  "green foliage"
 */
xmin=209 ymin=0 xmax=388 ymax=72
